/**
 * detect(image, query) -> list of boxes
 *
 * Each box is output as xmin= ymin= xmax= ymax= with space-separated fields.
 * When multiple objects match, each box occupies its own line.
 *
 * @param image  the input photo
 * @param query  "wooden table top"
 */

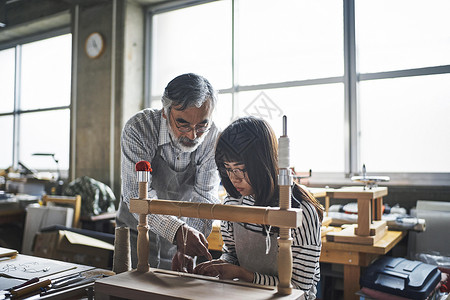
xmin=326 ymin=186 xmax=388 ymax=199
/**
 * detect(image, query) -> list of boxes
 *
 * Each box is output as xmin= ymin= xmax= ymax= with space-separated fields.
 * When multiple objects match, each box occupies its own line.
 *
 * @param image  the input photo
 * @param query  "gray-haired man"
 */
xmin=116 ymin=73 xmax=220 ymax=271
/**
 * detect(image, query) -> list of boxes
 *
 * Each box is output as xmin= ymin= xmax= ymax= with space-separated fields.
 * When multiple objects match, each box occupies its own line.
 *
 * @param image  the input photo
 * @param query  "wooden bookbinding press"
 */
xmin=95 ymin=116 xmax=306 ymax=299
xmin=325 ymin=186 xmax=389 ymax=245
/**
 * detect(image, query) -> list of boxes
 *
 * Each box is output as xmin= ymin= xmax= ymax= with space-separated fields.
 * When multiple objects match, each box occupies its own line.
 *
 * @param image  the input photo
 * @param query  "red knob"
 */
xmin=135 ymin=161 xmax=152 ymax=172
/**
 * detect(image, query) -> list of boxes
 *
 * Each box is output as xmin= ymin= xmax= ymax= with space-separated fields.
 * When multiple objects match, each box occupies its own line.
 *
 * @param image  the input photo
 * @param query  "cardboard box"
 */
xmin=33 ymin=230 xmax=113 ymax=269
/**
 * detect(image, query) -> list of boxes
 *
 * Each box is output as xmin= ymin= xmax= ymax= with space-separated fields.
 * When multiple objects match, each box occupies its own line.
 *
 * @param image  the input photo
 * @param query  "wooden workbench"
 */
xmin=320 ymin=228 xmax=407 ymax=300
xmin=0 ymin=250 xmax=111 ymax=299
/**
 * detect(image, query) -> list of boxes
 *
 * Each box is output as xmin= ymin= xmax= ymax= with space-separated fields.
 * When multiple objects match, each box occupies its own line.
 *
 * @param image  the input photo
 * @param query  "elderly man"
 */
xmin=116 ymin=73 xmax=220 ymax=271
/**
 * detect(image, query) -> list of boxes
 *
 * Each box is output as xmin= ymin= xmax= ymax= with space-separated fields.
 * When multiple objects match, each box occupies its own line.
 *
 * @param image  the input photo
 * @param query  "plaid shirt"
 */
xmin=120 ymin=108 xmax=220 ymax=243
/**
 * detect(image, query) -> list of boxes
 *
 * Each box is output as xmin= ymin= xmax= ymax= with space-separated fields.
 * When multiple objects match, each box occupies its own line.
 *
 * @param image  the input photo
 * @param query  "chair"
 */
xmin=42 ymin=194 xmax=82 ymax=228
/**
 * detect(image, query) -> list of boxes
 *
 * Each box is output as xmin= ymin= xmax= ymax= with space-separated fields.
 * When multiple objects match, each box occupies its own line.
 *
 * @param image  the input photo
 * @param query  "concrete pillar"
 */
xmin=72 ymin=0 xmax=144 ymax=201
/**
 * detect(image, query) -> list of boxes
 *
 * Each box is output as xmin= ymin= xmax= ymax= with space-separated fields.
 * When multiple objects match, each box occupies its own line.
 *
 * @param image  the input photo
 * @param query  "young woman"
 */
xmin=194 ymin=117 xmax=323 ymax=299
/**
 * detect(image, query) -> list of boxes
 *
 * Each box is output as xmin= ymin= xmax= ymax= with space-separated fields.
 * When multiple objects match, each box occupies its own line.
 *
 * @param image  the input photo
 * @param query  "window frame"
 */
xmin=144 ymin=0 xmax=450 ymax=187
xmin=0 ymin=27 xmax=71 ymax=172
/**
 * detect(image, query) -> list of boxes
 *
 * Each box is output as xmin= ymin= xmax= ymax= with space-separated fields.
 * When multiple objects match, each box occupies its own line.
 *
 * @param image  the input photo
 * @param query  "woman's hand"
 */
xmin=193 ymin=260 xmax=253 ymax=282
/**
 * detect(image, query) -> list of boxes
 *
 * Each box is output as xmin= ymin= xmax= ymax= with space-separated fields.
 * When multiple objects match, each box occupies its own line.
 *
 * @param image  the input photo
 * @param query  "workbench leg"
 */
xmin=343 ymin=264 xmax=360 ymax=300
xmin=325 ymin=196 xmax=330 ymax=217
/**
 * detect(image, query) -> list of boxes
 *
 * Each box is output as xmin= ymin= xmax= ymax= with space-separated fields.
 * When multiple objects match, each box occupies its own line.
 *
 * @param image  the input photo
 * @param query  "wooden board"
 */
xmin=326 ymin=224 xmax=387 ymax=245
xmin=322 ymin=216 xmax=332 ymax=227
xmin=95 ymin=269 xmax=304 ymax=300
xmin=354 ymin=220 xmax=386 ymax=236
xmin=326 ymin=186 xmax=388 ymax=200
xmin=307 ymin=187 xmax=327 ymax=198
xmin=357 ymin=198 xmax=371 ymax=236
xmin=321 ymin=226 xmax=334 ymax=238
xmin=322 ymin=229 xmax=406 ymax=255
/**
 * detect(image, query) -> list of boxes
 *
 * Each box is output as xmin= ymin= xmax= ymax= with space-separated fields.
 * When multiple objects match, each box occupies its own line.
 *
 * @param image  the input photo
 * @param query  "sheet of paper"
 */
xmin=0 ymin=255 xmax=77 ymax=280
xmin=63 ymin=231 xmax=114 ymax=250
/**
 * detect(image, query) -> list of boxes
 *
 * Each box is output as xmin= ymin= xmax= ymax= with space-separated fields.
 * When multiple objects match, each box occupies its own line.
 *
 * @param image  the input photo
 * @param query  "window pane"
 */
xmin=356 ymin=0 xmax=450 ymax=73
xmin=19 ymin=109 xmax=70 ymax=171
xmin=151 ymin=1 xmax=232 ymax=95
xmin=213 ymin=93 xmax=233 ymax=131
xmin=236 ymin=84 xmax=345 ymax=172
xmin=0 ymin=116 xmax=14 ymax=169
xmin=359 ymin=74 xmax=450 ymax=173
xmin=0 ymin=48 xmax=15 ymax=113
xmin=20 ymin=34 xmax=72 ymax=110
xmin=238 ymin=0 xmax=343 ymax=86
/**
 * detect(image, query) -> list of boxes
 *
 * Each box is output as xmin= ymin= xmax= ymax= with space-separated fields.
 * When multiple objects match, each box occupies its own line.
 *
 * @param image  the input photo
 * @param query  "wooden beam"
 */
xmin=130 ymin=199 xmax=302 ymax=228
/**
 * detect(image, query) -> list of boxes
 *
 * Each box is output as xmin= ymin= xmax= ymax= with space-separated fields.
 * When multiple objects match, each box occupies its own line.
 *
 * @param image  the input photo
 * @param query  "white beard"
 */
xmin=167 ymin=120 xmax=208 ymax=153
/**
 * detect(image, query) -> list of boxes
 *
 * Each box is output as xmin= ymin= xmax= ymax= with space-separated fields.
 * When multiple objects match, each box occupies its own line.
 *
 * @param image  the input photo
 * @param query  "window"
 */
xmin=147 ymin=0 xmax=450 ymax=185
xmin=0 ymin=33 xmax=72 ymax=177
xmin=150 ymin=1 xmax=232 ymax=96
xmin=356 ymin=0 xmax=450 ymax=176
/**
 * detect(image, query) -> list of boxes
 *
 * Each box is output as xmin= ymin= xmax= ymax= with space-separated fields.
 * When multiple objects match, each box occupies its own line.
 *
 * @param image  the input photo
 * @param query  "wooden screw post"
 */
xmin=277 ymin=183 xmax=293 ymax=295
xmin=136 ymin=168 xmax=151 ymax=273
xmin=277 ymin=116 xmax=293 ymax=295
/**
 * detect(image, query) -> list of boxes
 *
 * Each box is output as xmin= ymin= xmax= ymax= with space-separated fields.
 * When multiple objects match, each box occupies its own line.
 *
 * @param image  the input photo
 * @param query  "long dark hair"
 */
xmin=215 ymin=117 xmax=279 ymax=207
xmin=215 ymin=117 xmax=323 ymax=221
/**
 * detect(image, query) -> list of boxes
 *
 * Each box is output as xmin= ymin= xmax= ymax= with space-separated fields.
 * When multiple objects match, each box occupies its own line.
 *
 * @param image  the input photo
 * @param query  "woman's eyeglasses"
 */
xmin=170 ymin=110 xmax=210 ymax=133
xmin=223 ymin=167 xmax=247 ymax=179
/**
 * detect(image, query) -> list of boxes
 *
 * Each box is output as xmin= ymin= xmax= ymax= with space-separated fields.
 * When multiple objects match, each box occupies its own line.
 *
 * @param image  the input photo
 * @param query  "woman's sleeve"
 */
xmin=290 ymin=199 xmax=322 ymax=294
xmin=290 ymin=235 xmax=321 ymax=291
xmin=219 ymin=218 xmax=239 ymax=265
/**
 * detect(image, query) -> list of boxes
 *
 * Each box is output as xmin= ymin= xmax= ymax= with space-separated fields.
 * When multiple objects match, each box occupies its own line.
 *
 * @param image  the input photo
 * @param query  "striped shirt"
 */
xmin=220 ymin=189 xmax=322 ymax=299
xmin=120 ymin=108 xmax=220 ymax=243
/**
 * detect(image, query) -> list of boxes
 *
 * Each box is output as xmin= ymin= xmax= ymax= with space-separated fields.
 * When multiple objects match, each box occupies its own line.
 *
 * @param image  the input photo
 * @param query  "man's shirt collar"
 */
xmin=158 ymin=111 xmax=172 ymax=147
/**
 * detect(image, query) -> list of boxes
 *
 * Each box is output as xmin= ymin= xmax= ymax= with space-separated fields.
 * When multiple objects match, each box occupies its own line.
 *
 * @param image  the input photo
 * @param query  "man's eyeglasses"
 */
xmin=223 ymin=167 xmax=247 ymax=180
xmin=170 ymin=110 xmax=210 ymax=133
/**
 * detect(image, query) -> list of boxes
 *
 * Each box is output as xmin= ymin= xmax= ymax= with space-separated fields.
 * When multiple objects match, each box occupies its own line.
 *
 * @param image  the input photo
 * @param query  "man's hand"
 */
xmin=175 ymin=225 xmax=212 ymax=260
xmin=193 ymin=259 xmax=254 ymax=282
xmin=172 ymin=251 xmax=194 ymax=273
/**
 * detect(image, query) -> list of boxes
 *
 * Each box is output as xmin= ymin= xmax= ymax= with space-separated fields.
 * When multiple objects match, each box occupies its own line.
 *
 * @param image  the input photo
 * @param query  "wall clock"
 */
xmin=85 ymin=32 xmax=105 ymax=59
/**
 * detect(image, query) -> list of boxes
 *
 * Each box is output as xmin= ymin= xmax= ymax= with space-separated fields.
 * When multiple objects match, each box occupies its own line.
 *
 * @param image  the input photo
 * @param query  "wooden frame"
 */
xmin=129 ymin=195 xmax=303 ymax=295
xmin=42 ymin=195 xmax=82 ymax=228
xmin=95 ymin=180 xmax=305 ymax=299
